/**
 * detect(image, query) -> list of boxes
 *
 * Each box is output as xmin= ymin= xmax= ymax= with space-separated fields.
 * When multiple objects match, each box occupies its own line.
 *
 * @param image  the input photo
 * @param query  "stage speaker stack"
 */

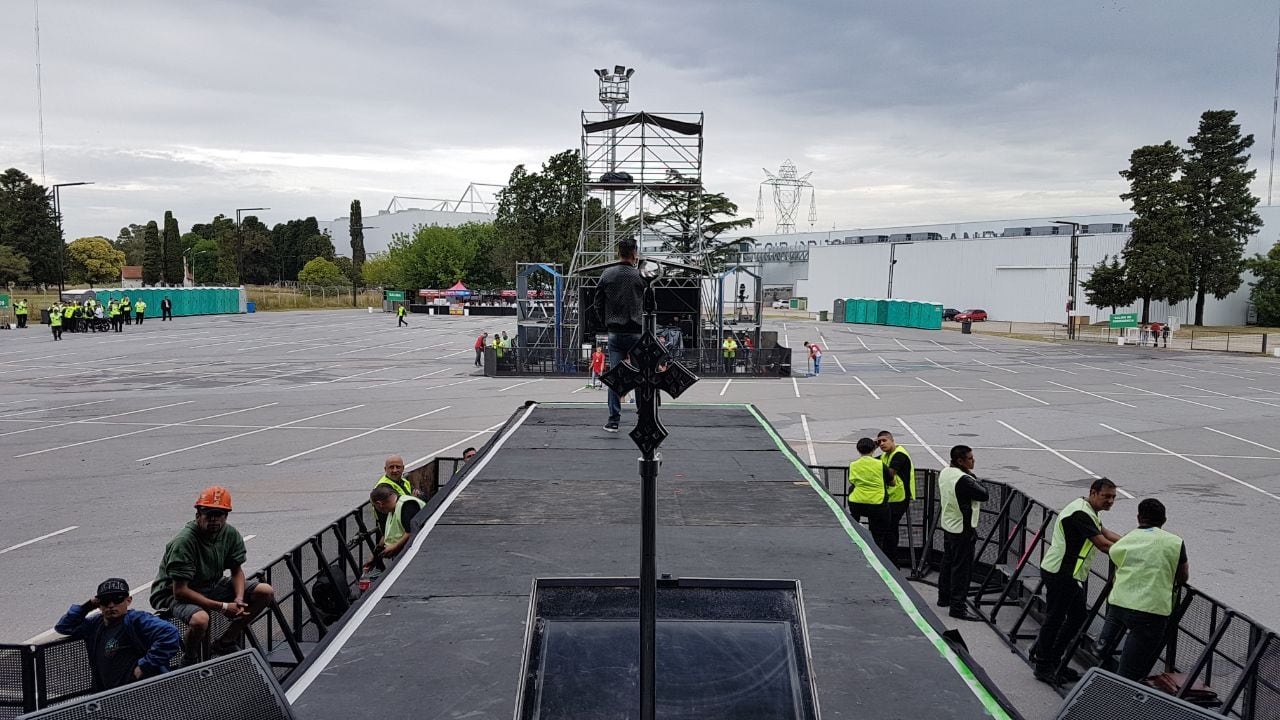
xmin=18 ymin=649 xmax=295 ymax=720
xmin=1055 ymin=667 xmax=1219 ymax=720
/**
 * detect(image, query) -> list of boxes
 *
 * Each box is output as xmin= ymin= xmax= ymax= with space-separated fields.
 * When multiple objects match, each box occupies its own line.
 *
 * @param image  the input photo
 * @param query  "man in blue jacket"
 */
xmin=55 ymin=578 xmax=181 ymax=690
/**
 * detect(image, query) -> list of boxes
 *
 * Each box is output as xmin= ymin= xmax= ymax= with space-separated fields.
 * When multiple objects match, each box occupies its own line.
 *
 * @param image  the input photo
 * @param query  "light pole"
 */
xmin=50 ymin=181 xmax=94 ymax=293
xmin=184 ymin=248 xmax=209 ymax=286
xmin=1052 ymin=220 xmax=1082 ymax=340
xmin=235 ymin=207 xmax=270 ymax=284
xmin=595 ymin=65 xmax=633 ymax=253
xmin=886 ymin=242 xmax=912 ymax=298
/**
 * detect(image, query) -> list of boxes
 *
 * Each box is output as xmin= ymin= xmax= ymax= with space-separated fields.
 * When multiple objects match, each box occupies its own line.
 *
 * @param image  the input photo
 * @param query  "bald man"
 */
xmin=374 ymin=455 xmax=413 ymax=497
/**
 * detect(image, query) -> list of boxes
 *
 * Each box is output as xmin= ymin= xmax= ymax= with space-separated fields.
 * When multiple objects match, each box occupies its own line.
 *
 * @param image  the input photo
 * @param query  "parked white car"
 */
xmin=771 ymin=300 xmax=789 ymax=309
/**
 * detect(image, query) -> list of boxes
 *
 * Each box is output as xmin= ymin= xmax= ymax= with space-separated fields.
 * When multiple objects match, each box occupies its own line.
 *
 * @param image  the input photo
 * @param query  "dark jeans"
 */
xmin=475 ymin=347 xmax=483 ymax=367
xmin=1098 ymin=605 xmax=1168 ymax=681
xmin=16 ymin=314 xmax=26 ymax=328
xmin=136 ymin=312 xmax=144 ymax=325
xmin=847 ymin=501 xmax=891 ymax=552
xmin=939 ymin=530 xmax=975 ymax=611
xmin=162 ymin=308 xmax=172 ymax=320
xmin=886 ymin=500 xmax=909 ymax=564
xmin=606 ymin=332 xmax=642 ymax=424
xmin=1033 ymin=572 xmax=1086 ymax=671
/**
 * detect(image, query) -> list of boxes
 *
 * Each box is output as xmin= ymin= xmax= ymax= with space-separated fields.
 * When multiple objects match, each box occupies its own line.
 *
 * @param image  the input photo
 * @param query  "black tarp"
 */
xmin=583 ymin=111 xmax=702 ymax=136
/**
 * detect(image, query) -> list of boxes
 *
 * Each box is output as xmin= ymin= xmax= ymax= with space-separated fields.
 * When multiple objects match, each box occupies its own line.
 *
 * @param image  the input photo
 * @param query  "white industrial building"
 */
xmin=743 ymin=207 xmax=1280 ymax=326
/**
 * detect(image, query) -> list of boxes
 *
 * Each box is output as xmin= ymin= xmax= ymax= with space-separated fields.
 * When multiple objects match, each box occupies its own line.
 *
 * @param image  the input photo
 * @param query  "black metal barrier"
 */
xmin=810 ymin=465 xmax=1278 ymax=718
xmin=485 ymin=346 xmax=793 ymax=379
xmin=0 ymin=456 xmax=466 ymax=718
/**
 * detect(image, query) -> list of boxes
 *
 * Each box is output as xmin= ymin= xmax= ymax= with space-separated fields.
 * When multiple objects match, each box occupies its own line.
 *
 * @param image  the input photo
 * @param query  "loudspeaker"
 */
xmin=19 ymin=649 xmax=295 ymax=720
xmin=1055 ymin=668 xmax=1219 ymax=720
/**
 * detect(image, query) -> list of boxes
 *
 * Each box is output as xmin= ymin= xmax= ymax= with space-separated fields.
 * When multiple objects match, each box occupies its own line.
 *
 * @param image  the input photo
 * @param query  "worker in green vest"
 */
xmin=721 ymin=334 xmax=738 ymax=374
xmin=49 ymin=303 xmax=64 ymax=340
xmin=134 ymin=299 xmax=147 ymax=325
xmin=936 ymin=444 xmax=989 ymax=621
xmin=120 ymin=296 xmax=133 ymax=325
xmin=1032 ymin=478 xmax=1122 ymax=685
xmin=372 ymin=455 xmax=418 ymax=535
xmin=109 ymin=300 xmax=123 ymax=333
xmin=62 ymin=303 xmax=75 ymax=333
xmin=847 ymin=437 xmax=894 ymax=552
xmin=365 ymin=484 xmax=426 ymax=573
xmin=1097 ymin=498 xmax=1188 ymax=681
xmin=877 ymin=430 xmax=915 ymax=564
xmin=15 ymin=299 xmax=28 ymax=328
xmin=397 ymin=303 xmax=408 ymax=327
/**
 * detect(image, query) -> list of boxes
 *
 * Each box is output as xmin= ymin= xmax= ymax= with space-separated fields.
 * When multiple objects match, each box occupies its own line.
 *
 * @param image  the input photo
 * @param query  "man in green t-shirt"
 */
xmin=150 ymin=486 xmax=275 ymax=661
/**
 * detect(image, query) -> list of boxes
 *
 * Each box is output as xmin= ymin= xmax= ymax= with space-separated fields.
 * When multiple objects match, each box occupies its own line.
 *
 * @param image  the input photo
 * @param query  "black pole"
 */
xmin=53 ymin=186 xmax=64 ymax=294
xmin=1068 ymin=227 xmax=1079 ymax=340
xmin=639 ymin=287 xmax=658 ymax=720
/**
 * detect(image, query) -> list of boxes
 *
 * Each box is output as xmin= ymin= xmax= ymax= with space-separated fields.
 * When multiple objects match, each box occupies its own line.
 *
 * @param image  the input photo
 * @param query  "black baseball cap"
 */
xmin=96 ymin=578 xmax=130 ymax=598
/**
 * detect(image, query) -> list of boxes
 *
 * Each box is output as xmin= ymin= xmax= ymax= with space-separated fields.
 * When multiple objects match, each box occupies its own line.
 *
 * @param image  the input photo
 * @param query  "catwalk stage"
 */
xmin=285 ymin=402 xmax=1017 ymax=719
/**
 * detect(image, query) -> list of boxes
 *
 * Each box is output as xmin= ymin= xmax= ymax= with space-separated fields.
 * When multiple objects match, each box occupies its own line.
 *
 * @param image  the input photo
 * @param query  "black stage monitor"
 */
xmin=1055 ymin=667 xmax=1221 ymax=720
xmin=18 ymin=649 xmax=295 ymax=720
xmin=516 ymin=578 xmax=819 ymax=720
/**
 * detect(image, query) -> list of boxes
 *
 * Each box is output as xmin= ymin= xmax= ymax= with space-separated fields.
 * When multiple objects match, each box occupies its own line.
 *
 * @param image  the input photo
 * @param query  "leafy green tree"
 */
xmin=1081 ymin=254 xmax=1134 ymax=314
xmin=361 ymin=252 xmax=403 ymax=288
xmin=349 ymin=200 xmax=366 ymax=286
xmin=1118 ymin=141 xmax=1195 ymax=322
xmin=492 ymin=150 xmax=585 ymax=282
xmin=0 ymin=168 xmax=60 ymax=284
xmin=1245 ymin=242 xmax=1280 ymax=325
xmin=0 ymin=244 xmax=32 ymax=285
xmin=644 ymin=189 xmax=754 ymax=271
xmin=66 ymin=236 xmax=125 ymax=287
xmin=297 ymin=256 xmax=346 ymax=287
xmin=1182 ymin=109 xmax=1263 ymax=325
xmin=162 ymin=211 xmax=183 ymax=285
xmin=237 ymin=216 xmax=274 ymax=284
xmin=333 ymin=255 xmax=355 ymax=281
xmin=142 ymin=220 xmax=163 ymax=285
xmin=113 ymin=224 xmax=147 ymax=266
xmin=191 ymin=215 xmax=240 ymax=285
xmin=188 ymin=237 xmax=220 ymax=285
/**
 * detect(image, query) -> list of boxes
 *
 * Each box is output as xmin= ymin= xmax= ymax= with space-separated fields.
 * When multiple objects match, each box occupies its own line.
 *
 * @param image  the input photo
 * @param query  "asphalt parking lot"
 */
xmin=1 ymin=309 xmax=1278 ymax=642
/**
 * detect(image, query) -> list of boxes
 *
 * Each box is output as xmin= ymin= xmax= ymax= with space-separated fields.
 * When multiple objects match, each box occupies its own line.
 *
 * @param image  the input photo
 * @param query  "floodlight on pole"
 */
xmin=235 ymin=207 xmax=270 ymax=283
xmin=50 ymin=181 xmax=94 ymax=294
xmin=1052 ymin=220 xmax=1082 ymax=339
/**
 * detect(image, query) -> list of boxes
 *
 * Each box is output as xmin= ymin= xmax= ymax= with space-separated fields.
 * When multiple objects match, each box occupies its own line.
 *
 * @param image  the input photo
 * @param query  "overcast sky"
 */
xmin=3 ymin=0 xmax=1280 ymax=244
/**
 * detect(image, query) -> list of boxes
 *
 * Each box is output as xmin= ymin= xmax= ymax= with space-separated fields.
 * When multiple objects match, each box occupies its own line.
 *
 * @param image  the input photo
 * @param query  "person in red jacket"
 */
xmin=590 ymin=344 xmax=606 ymax=389
xmin=474 ymin=332 xmax=488 ymax=367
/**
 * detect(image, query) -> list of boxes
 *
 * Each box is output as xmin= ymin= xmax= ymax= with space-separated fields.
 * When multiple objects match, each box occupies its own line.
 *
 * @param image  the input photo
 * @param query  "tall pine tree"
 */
xmin=0 ymin=168 xmax=60 ymax=284
xmin=1182 ymin=109 xmax=1262 ymax=325
xmin=162 ymin=211 xmax=183 ymax=285
xmin=1118 ymin=142 xmax=1194 ymax=322
xmin=349 ymin=199 xmax=366 ymax=289
xmin=142 ymin=220 xmax=163 ymax=285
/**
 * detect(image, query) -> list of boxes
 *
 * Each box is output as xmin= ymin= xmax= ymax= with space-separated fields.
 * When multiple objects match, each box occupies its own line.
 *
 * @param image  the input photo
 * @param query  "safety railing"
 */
xmin=485 ymin=346 xmax=794 ymax=378
xmin=1049 ymin=326 xmax=1271 ymax=354
xmin=0 ymin=456 xmax=467 ymax=718
xmin=807 ymin=465 xmax=937 ymax=576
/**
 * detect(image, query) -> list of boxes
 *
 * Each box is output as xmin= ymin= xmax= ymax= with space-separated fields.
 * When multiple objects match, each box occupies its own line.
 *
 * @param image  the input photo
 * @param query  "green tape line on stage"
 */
xmin=745 ymin=404 xmax=1014 ymax=720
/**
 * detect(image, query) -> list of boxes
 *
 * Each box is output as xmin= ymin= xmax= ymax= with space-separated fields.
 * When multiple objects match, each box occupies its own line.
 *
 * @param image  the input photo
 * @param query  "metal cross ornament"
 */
xmin=599 ymin=331 xmax=698 ymax=455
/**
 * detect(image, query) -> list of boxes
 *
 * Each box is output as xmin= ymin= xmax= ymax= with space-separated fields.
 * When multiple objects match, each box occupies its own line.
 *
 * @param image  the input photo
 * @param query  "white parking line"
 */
xmin=853 ymin=375 xmax=880 ymax=400
xmin=968 ymin=341 xmax=999 ymax=354
xmin=720 ymin=379 xmax=732 ymax=396
xmin=499 ymin=379 xmax=542 ymax=392
xmin=893 ymin=338 xmax=914 ymax=352
xmin=971 ymin=357 xmax=1018 ymax=374
xmin=800 ymin=414 xmax=818 ymax=464
xmin=136 ymin=405 xmax=365 ymax=461
xmin=1252 ymin=387 xmax=1280 ymax=397
xmin=878 ymin=355 xmax=902 ymax=373
xmin=895 ymin=416 xmax=946 ymax=467
xmin=852 ymin=332 xmax=870 ymax=351
xmin=15 ymin=403 xmax=280 ymax=458
xmin=792 ymin=377 xmax=801 ymax=398
xmin=1167 ymin=363 xmax=1252 ymax=381
xmin=1123 ymin=363 xmax=1193 ymax=379
xmin=0 ymin=399 xmax=112 ymax=419
xmin=981 ymin=379 xmax=1050 ymax=405
xmin=1100 ymin=423 xmax=1280 ymax=502
xmin=1019 ymin=360 xmax=1076 ymax=375
xmin=0 ymin=526 xmax=77 ymax=556
xmin=1074 ymin=362 xmax=1137 ymax=377
xmin=267 ymin=406 xmax=451 ymax=466
xmin=407 ymin=422 xmax=505 ymax=467
xmin=996 ymin=421 xmax=1135 ymax=498
xmin=1113 ymin=383 xmax=1223 ymax=411
xmin=1182 ymin=385 xmax=1280 ymax=408
xmin=355 ymin=368 xmax=449 ymax=390
xmin=929 ymin=339 xmax=958 ymax=353
xmin=917 ymin=376 xmax=963 ymax=402
xmin=926 ymin=358 xmax=960 ymax=373
xmin=434 ymin=349 xmax=469 ymax=359
xmin=0 ymin=401 xmax=194 ymax=439
xmin=1203 ymin=427 xmax=1280 ymax=456
xmin=1046 ymin=380 xmax=1136 ymax=407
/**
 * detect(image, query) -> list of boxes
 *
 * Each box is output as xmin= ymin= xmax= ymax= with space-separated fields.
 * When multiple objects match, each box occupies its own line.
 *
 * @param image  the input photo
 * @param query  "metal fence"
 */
xmin=1051 ymin=327 xmax=1271 ymax=354
xmin=0 ymin=456 xmax=465 ymax=718
xmin=484 ymin=345 xmax=794 ymax=378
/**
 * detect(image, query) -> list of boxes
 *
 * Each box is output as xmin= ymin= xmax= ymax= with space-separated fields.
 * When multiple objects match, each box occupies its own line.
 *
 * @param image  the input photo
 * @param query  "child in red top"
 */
xmin=590 ymin=346 xmax=606 ymax=389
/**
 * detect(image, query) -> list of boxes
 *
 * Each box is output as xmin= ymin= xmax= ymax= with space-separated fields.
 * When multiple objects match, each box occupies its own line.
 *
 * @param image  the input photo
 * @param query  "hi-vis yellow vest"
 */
xmin=384 ymin=494 xmax=426 ymax=546
xmin=375 ymin=474 xmax=412 ymax=496
xmin=1042 ymin=498 xmax=1101 ymax=582
xmin=847 ymin=455 xmax=887 ymax=505
xmin=1108 ymin=527 xmax=1183 ymax=616
xmin=882 ymin=446 xmax=915 ymax=502
xmin=938 ymin=466 xmax=981 ymax=534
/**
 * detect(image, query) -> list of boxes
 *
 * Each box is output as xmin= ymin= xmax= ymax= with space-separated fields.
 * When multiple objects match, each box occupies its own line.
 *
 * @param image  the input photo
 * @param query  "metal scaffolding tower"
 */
xmin=757 ymin=159 xmax=816 ymax=234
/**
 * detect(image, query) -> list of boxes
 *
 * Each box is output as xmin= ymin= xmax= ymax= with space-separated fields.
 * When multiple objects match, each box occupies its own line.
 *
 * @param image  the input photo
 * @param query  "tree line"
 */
xmin=1083 ymin=109 xmax=1280 ymax=325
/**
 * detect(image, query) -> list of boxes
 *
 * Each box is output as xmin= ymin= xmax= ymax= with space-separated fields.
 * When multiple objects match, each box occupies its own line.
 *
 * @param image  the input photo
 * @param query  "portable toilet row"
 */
xmin=835 ymin=298 xmax=942 ymax=330
xmin=88 ymin=287 xmax=244 ymax=318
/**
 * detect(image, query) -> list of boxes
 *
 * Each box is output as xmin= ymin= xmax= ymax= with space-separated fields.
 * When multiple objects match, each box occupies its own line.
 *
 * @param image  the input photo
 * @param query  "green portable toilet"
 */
xmin=887 ymin=299 xmax=910 ymax=327
xmin=925 ymin=303 xmax=943 ymax=330
xmin=833 ymin=298 xmax=846 ymax=323
xmin=852 ymin=298 xmax=866 ymax=324
xmin=874 ymin=299 xmax=888 ymax=325
xmin=904 ymin=301 xmax=920 ymax=329
xmin=845 ymin=298 xmax=857 ymax=323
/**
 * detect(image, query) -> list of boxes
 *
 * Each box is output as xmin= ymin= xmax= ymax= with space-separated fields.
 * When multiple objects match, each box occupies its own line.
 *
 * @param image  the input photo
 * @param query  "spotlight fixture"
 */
xmin=639 ymin=258 xmax=664 ymax=282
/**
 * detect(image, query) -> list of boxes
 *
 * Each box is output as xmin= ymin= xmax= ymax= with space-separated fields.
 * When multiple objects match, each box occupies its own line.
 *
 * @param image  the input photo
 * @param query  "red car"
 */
xmin=954 ymin=309 xmax=988 ymax=322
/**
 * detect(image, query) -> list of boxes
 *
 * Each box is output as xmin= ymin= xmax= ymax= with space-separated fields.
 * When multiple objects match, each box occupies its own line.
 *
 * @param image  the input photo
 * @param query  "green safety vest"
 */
xmin=121 ymin=300 xmax=131 ymax=311
xmin=375 ymin=474 xmax=413 ymax=497
xmin=384 ymin=494 xmax=426 ymax=547
xmin=493 ymin=338 xmax=505 ymax=358
xmin=50 ymin=309 xmax=62 ymax=327
xmin=109 ymin=304 xmax=120 ymax=317
xmin=847 ymin=455 xmax=887 ymax=505
xmin=397 ymin=306 xmax=405 ymax=316
xmin=135 ymin=301 xmax=146 ymax=313
xmin=937 ymin=466 xmax=982 ymax=534
xmin=63 ymin=306 xmax=74 ymax=319
xmin=1108 ymin=527 xmax=1183 ymax=616
xmin=15 ymin=301 xmax=26 ymax=315
xmin=722 ymin=339 xmax=737 ymax=358
xmin=1042 ymin=497 xmax=1101 ymax=582
xmin=882 ymin=445 xmax=916 ymax=502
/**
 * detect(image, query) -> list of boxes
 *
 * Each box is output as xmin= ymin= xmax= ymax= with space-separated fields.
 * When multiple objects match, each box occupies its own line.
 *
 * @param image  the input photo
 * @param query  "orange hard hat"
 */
xmin=194 ymin=486 xmax=232 ymax=511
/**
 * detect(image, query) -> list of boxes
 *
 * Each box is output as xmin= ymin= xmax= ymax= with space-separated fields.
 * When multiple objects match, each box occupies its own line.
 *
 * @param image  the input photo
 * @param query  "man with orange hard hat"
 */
xmin=149 ymin=486 xmax=275 ymax=663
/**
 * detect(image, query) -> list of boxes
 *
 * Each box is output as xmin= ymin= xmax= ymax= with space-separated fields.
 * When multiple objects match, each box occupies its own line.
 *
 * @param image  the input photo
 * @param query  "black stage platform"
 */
xmin=286 ymin=403 xmax=1018 ymax=719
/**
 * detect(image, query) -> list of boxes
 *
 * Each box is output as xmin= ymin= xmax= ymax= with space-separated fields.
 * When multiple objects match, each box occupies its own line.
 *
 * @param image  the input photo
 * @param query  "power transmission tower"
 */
xmin=756 ymin=159 xmax=816 ymax=234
